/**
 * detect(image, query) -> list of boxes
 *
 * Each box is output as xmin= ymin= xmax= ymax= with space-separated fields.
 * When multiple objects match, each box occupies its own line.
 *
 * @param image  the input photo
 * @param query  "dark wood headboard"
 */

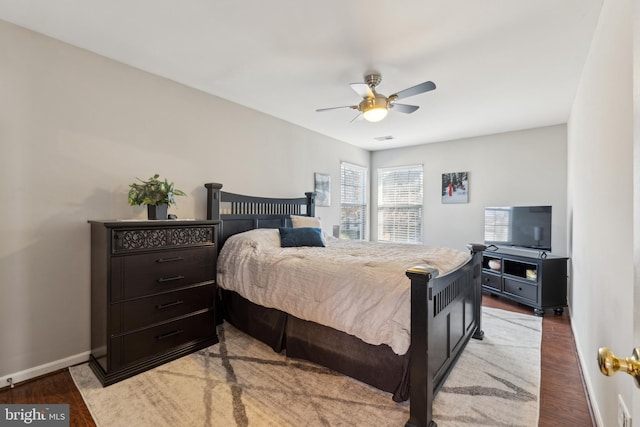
xmin=204 ymin=183 xmax=316 ymax=248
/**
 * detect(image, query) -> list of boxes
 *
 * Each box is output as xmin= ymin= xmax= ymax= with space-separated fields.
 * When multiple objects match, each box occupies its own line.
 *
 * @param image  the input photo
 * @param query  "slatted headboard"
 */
xmin=204 ymin=183 xmax=316 ymax=248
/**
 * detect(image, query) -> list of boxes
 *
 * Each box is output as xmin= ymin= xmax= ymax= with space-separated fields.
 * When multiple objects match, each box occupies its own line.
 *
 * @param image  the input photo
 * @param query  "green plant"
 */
xmin=127 ymin=174 xmax=186 ymax=207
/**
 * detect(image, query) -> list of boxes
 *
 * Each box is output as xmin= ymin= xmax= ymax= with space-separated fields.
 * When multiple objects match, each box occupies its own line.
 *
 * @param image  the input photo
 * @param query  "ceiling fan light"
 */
xmin=363 ymin=107 xmax=388 ymax=122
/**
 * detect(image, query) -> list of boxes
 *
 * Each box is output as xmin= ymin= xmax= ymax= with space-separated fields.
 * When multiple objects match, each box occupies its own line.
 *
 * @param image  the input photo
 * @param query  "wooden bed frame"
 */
xmin=204 ymin=182 xmax=485 ymax=427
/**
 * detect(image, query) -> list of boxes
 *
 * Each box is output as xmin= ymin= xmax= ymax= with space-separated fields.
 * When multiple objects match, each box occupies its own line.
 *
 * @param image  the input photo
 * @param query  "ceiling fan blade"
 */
xmin=350 ymin=82 xmax=375 ymax=99
xmin=391 ymin=81 xmax=436 ymax=100
xmin=350 ymin=113 xmax=362 ymax=122
xmin=391 ymin=103 xmax=420 ymax=114
xmin=316 ymin=105 xmax=357 ymax=112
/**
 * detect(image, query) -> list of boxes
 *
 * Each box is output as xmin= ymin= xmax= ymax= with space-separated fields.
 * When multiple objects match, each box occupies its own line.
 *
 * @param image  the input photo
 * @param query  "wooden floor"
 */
xmin=0 ymin=295 xmax=594 ymax=427
xmin=483 ymin=294 xmax=595 ymax=427
xmin=0 ymin=366 xmax=96 ymax=427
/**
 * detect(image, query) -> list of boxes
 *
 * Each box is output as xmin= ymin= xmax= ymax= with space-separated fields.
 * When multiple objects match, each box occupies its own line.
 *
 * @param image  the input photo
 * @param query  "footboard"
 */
xmin=405 ymin=244 xmax=485 ymax=427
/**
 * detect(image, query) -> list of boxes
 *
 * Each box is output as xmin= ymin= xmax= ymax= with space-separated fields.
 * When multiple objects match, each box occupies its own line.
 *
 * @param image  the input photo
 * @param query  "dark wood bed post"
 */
xmin=405 ymin=266 xmax=438 ymax=427
xmin=468 ymin=243 xmax=486 ymax=340
xmin=204 ymin=183 xmax=223 ymax=221
xmin=305 ymin=192 xmax=316 ymax=217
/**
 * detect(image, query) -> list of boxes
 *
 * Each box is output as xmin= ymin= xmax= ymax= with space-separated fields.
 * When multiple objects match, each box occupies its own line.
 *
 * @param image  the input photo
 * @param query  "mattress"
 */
xmin=216 ymin=228 xmax=469 ymax=355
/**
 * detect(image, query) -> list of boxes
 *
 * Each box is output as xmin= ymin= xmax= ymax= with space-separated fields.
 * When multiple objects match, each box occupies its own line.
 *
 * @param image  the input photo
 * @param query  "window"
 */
xmin=340 ymin=162 xmax=367 ymax=240
xmin=484 ymin=207 xmax=512 ymax=244
xmin=377 ymin=165 xmax=423 ymax=243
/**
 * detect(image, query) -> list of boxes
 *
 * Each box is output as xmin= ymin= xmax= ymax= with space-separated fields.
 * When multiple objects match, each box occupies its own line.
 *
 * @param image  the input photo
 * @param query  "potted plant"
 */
xmin=127 ymin=174 xmax=186 ymax=220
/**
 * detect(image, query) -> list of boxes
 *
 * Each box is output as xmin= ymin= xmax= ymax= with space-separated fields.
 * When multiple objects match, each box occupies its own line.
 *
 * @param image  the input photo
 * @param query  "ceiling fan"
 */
xmin=316 ymin=73 xmax=436 ymax=122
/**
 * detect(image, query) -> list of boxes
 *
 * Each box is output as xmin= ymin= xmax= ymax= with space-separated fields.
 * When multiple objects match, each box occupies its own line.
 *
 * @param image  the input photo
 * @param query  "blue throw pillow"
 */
xmin=279 ymin=227 xmax=325 ymax=247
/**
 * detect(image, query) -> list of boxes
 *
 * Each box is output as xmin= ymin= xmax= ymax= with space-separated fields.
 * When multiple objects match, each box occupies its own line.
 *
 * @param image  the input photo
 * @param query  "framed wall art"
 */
xmin=314 ymin=172 xmax=331 ymax=207
xmin=442 ymin=172 xmax=469 ymax=204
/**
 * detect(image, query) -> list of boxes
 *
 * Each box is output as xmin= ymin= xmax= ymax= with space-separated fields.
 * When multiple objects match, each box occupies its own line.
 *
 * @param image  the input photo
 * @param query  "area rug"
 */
xmin=70 ymin=306 xmax=541 ymax=427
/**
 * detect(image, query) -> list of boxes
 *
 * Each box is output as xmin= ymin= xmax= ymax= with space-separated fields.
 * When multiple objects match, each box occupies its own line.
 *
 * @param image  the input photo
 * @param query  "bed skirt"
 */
xmin=220 ymin=289 xmax=410 ymax=402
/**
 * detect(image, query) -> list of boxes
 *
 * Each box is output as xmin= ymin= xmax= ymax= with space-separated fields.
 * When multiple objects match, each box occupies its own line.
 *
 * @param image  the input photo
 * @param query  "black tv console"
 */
xmin=481 ymin=248 xmax=568 ymax=316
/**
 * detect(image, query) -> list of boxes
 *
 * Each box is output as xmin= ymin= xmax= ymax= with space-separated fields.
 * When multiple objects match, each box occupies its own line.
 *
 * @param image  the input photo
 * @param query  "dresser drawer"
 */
xmin=110 ymin=247 xmax=216 ymax=301
xmin=111 ymin=285 xmax=214 ymax=333
xmin=111 ymin=225 xmax=215 ymax=254
xmin=481 ymin=272 xmax=501 ymax=290
xmin=503 ymin=278 xmax=538 ymax=303
xmin=110 ymin=310 xmax=215 ymax=370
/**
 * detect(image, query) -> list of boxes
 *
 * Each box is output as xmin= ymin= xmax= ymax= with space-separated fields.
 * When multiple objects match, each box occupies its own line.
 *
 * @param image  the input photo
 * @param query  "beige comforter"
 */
xmin=216 ymin=229 xmax=469 ymax=355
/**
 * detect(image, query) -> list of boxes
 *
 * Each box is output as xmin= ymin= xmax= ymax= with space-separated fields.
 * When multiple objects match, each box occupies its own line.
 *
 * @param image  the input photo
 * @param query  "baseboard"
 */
xmin=0 ymin=351 xmax=90 ymax=388
xmin=570 ymin=306 xmax=603 ymax=427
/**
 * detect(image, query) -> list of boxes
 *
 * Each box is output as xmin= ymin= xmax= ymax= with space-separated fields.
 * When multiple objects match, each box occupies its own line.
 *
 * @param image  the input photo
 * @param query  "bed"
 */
xmin=205 ymin=182 xmax=485 ymax=427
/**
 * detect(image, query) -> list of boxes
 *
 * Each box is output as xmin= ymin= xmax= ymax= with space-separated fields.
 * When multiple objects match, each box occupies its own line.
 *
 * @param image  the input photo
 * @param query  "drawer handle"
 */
xmin=157 ymin=275 xmax=185 ymax=283
xmin=156 ymin=329 xmax=184 ymax=340
xmin=156 ymin=300 xmax=184 ymax=310
xmin=156 ymin=256 xmax=184 ymax=263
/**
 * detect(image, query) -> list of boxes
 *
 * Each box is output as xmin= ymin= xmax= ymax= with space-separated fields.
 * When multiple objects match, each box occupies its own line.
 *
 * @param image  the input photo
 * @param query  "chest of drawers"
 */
xmin=88 ymin=220 xmax=219 ymax=386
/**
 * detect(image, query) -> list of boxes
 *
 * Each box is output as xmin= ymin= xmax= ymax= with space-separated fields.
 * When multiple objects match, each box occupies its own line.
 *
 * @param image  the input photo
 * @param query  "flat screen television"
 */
xmin=484 ymin=206 xmax=552 ymax=251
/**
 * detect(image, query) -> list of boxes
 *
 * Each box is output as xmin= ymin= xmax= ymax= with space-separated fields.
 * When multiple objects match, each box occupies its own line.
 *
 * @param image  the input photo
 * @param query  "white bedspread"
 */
xmin=216 ymin=229 xmax=470 ymax=355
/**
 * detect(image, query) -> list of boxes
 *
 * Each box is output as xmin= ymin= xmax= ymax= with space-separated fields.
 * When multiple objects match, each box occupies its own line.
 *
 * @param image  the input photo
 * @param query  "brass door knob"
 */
xmin=598 ymin=347 xmax=640 ymax=388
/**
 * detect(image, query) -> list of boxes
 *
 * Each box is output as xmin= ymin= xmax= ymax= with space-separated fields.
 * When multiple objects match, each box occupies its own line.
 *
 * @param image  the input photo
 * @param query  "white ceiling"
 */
xmin=0 ymin=0 xmax=602 ymax=151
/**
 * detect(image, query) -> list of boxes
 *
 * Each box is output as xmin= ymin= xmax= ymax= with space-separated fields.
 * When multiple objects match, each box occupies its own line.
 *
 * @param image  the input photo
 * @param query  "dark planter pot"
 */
xmin=147 ymin=203 xmax=168 ymax=220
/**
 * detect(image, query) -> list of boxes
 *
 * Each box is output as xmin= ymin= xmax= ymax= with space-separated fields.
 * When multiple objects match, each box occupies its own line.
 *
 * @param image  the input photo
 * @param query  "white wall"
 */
xmin=0 ymin=20 xmax=369 ymax=383
xmin=371 ymin=125 xmax=568 ymax=255
xmin=567 ymin=0 xmax=635 ymax=425
xmin=634 ymin=0 xmax=640 ymax=421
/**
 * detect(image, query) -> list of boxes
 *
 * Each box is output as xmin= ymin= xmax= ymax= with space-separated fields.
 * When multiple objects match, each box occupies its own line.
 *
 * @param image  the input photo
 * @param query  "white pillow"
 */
xmin=227 ymin=228 xmax=281 ymax=248
xmin=290 ymin=215 xmax=322 ymax=229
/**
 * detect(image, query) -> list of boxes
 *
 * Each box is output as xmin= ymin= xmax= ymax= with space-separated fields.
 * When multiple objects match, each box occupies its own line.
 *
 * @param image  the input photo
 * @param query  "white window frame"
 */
xmin=484 ymin=207 xmax=512 ymax=244
xmin=377 ymin=165 xmax=424 ymax=244
xmin=340 ymin=162 xmax=368 ymax=240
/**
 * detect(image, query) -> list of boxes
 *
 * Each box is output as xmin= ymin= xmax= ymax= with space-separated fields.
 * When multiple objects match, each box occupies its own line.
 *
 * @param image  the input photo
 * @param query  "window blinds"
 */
xmin=377 ymin=165 xmax=423 ymax=243
xmin=340 ymin=162 xmax=367 ymax=240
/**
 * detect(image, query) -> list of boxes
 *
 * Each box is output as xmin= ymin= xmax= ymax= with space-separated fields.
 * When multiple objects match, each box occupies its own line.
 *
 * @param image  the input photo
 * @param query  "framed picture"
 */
xmin=314 ymin=173 xmax=331 ymax=207
xmin=442 ymin=172 xmax=469 ymax=204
